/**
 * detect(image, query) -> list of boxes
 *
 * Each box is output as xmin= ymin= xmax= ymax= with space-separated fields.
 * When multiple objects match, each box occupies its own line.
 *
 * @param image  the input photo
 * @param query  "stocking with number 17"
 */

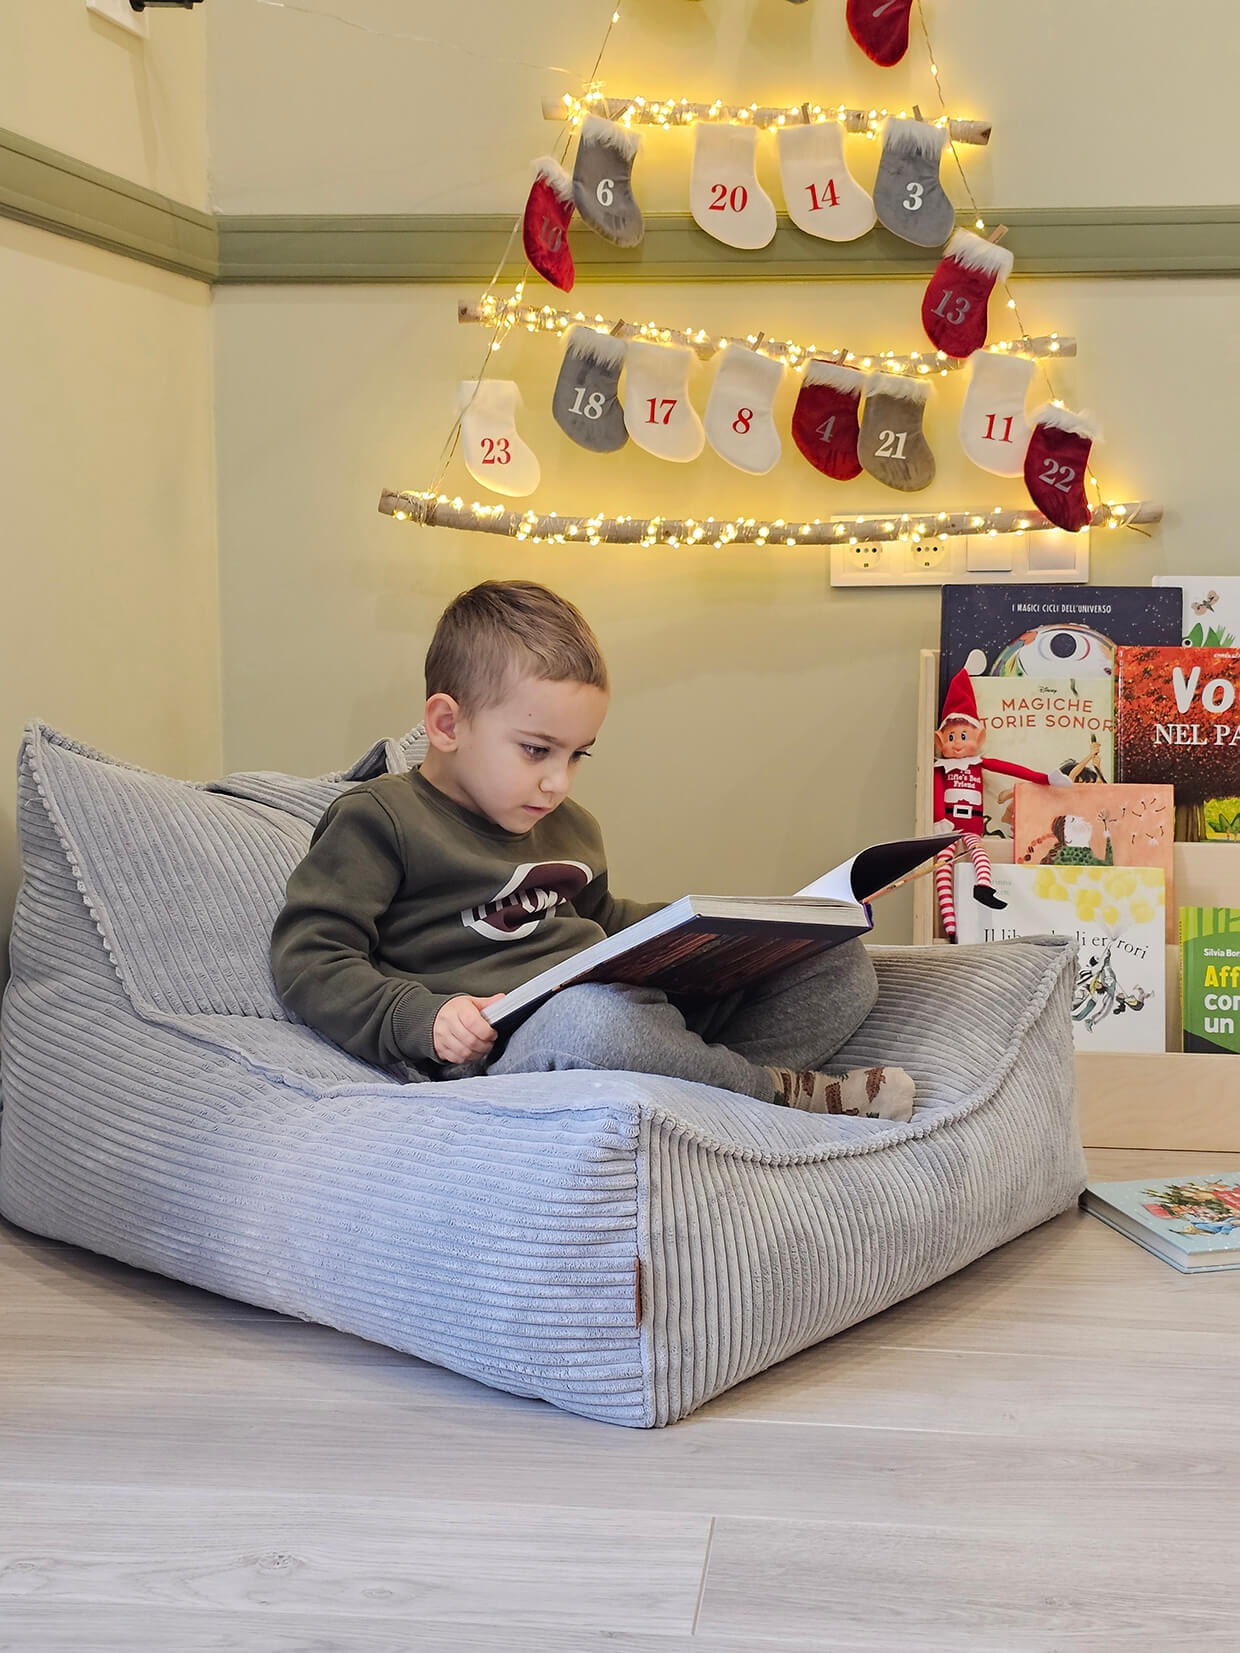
xmin=622 ymin=340 xmax=705 ymax=462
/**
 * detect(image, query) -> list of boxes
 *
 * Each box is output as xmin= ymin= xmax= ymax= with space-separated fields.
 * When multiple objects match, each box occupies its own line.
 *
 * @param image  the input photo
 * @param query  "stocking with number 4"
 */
xmin=623 ymin=339 xmax=705 ymax=462
xmin=1023 ymin=404 xmax=1098 ymax=532
xmin=704 ymin=347 xmax=784 ymax=474
xmin=458 ymin=379 xmax=540 ymax=497
xmin=791 ymin=361 xmax=864 ymax=480
xmin=552 ymin=328 xmax=628 ymax=454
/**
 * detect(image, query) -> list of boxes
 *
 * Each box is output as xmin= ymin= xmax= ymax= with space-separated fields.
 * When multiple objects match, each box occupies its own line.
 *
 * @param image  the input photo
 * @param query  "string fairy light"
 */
xmin=544 ymin=92 xmax=990 ymax=145
xmin=379 ymin=489 xmax=1162 ymax=551
xmin=458 ymin=295 xmax=1074 ymax=377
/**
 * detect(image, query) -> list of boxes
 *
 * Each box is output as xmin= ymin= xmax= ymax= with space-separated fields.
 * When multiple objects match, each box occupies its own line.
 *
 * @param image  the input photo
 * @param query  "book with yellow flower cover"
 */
xmin=953 ymin=860 xmax=1166 ymax=1052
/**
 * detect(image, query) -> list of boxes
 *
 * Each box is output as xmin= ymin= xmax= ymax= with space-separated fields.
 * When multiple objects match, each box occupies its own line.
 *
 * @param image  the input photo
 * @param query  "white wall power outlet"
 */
xmin=86 ymin=0 xmax=149 ymax=39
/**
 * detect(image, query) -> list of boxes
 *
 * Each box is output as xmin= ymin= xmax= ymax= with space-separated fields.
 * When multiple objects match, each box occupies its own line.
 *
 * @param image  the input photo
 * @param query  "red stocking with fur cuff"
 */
xmin=522 ymin=157 xmax=575 ymax=292
xmin=1023 ymin=405 xmax=1099 ymax=533
xmin=922 ymin=230 xmax=1014 ymax=358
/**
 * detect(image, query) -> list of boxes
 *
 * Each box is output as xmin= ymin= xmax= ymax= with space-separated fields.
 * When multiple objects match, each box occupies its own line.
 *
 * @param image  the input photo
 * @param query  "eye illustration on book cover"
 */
xmin=938 ymin=585 xmax=1183 ymax=704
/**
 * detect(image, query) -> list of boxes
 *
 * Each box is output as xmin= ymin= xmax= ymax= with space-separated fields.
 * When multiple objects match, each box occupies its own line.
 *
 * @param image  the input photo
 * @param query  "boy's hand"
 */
xmin=432 ymin=994 xmax=504 ymax=1065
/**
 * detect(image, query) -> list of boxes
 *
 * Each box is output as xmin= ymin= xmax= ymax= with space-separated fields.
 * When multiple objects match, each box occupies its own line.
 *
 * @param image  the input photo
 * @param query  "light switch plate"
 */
xmin=86 ymin=0 xmax=148 ymax=39
xmin=829 ymin=528 xmax=1090 ymax=588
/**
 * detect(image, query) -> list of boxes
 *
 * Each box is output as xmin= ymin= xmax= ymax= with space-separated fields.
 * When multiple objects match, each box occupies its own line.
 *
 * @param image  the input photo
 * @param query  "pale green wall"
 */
xmin=0 ymin=2 xmax=219 ymax=947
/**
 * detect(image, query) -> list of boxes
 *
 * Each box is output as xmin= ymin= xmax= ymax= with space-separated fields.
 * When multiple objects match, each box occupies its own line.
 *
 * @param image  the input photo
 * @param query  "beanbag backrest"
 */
xmin=19 ymin=722 xmax=427 ymax=1023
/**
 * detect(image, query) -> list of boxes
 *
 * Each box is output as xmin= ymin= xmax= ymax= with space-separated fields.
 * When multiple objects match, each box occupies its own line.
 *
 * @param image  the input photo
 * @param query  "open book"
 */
xmin=485 ymin=834 xmax=954 ymax=1028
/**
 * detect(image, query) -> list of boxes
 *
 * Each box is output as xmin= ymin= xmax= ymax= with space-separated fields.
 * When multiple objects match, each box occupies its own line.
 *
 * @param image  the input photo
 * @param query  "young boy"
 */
xmin=271 ymin=580 xmax=913 ymax=1120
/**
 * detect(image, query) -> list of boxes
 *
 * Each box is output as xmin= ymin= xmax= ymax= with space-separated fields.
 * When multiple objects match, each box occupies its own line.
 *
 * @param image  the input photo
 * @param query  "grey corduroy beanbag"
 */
xmin=0 ymin=723 xmax=1085 ymax=1427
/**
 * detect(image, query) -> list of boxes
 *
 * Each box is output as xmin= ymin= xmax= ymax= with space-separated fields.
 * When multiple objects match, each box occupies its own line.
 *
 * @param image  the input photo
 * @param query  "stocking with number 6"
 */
xmin=704 ymin=347 xmax=784 ymax=474
xmin=791 ymin=360 xmax=864 ymax=480
xmin=522 ymin=157 xmax=575 ymax=292
xmin=873 ymin=118 xmax=954 ymax=249
xmin=921 ymin=230 xmax=1014 ymax=357
xmin=622 ymin=340 xmax=704 ymax=463
xmin=859 ymin=372 xmax=936 ymax=491
xmin=458 ymin=379 xmax=540 ymax=498
xmin=690 ymin=125 xmax=777 ymax=250
xmin=1023 ymin=405 xmax=1098 ymax=532
xmin=552 ymin=328 xmax=628 ymax=453
xmin=572 ymin=116 xmax=644 ymax=248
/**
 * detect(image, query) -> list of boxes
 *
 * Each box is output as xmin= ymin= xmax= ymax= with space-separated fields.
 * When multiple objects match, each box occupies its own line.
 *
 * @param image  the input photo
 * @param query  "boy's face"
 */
xmin=423 ymin=675 xmax=609 ymax=833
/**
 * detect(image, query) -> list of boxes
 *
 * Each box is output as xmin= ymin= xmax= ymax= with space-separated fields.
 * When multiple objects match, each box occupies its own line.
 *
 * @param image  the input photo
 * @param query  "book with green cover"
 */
xmin=1180 ymin=907 xmax=1240 ymax=1054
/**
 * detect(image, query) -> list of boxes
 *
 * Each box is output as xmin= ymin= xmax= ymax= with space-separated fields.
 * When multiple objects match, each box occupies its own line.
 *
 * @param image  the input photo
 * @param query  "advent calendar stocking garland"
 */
xmin=382 ymin=0 xmax=1162 ymax=549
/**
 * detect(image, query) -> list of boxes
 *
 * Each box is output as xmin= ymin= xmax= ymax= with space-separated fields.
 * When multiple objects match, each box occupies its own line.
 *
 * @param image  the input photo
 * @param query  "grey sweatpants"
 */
xmin=483 ymin=939 xmax=879 ymax=1103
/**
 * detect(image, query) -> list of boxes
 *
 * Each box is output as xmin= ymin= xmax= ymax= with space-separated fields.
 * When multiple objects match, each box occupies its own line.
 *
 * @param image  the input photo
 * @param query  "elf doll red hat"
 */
xmin=937 ymin=667 xmax=984 ymax=733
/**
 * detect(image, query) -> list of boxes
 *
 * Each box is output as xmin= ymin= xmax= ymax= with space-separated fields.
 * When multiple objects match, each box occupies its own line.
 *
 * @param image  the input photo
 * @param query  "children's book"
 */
xmin=1115 ymin=645 xmax=1240 ymax=837
xmin=1082 ymin=1175 xmax=1240 ymax=1272
xmin=952 ymin=860 xmax=1166 ymax=1052
xmin=484 ymin=834 xmax=954 ymax=1028
xmin=1012 ymin=780 xmax=1175 ymax=939
xmin=970 ymin=676 xmax=1113 ymax=839
xmin=938 ymin=584 xmax=1183 ymax=705
xmin=1152 ymin=575 xmax=1240 ymax=648
xmin=1180 ymin=907 xmax=1240 ymax=1054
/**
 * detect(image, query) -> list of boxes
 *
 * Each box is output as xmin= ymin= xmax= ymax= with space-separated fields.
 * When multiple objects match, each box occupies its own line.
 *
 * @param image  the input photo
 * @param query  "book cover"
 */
xmin=487 ymin=833 xmax=954 ymax=1028
xmin=953 ymin=860 xmax=1166 ymax=1052
xmin=1082 ymin=1175 xmax=1240 ymax=1272
xmin=938 ymin=584 xmax=1182 ymax=706
xmin=1013 ymin=780 xmax=1174 ymax=939
xmin=1152 ymin=575 xmax=1240 ymax=647
xmin=970 ymin=675 xmax=1113 ymax=840
xmin=1115 ymin=645 xmax=1240 ymax=836
xmin=1180 ymin=907 xmax=1240 ymax=1054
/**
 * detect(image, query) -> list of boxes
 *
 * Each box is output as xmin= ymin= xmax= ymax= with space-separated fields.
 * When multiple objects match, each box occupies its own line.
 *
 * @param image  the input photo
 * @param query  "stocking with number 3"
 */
xmin=873 ymin=118 xmax=954 ymax=249
xmin=458 ymin=379 xmax=540 ymax=498
xmin=1023 ymin=405 xmax=1098 ymax=532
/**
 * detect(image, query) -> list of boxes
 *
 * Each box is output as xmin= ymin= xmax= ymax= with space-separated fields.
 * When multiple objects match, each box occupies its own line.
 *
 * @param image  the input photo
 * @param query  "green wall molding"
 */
xmin=217 ymin=206 xmax=1240 ymax=285
xmin=6 ymin=129 xmax=1240 ymax=284
xmin=0 ymin=128 xmax=217 ymax=282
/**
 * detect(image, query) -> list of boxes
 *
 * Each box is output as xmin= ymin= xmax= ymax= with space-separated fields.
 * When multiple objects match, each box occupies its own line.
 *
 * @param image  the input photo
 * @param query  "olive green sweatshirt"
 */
xmin=270 ymin=769 xmax=662 ymax=1070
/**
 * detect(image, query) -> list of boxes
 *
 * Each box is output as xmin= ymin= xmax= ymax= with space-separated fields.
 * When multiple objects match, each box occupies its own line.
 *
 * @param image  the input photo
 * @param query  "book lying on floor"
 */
xmin=484 ymin=833 xmax=955 ymax=1028
xmin=1082 ymin=1175 xmax=1240 ymax=1272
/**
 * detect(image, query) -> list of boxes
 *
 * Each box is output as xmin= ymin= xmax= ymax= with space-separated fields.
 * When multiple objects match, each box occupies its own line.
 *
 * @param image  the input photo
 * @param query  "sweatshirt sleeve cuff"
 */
xmin=391 ymin=986 xmax=457 ymax=1065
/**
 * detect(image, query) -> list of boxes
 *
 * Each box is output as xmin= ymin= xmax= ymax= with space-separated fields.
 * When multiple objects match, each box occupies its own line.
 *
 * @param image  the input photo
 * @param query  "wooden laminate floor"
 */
xmin=2 ymin=1147 xmax=1238 ymax=1652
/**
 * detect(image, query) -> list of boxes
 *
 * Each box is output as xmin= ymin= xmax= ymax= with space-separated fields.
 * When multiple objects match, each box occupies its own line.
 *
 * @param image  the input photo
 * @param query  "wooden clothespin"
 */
xmin=801 ymin=102 xmax=813 ymax=126
xmin=610 ymin=319 xmax=627 ymax=337
xmin=987 ymin=225 xmax=1009 ymax=244
xmin=913 ymin=104 xmax=923 ymax=123
xmin=750 ymin=331 xmax=766 ymax=352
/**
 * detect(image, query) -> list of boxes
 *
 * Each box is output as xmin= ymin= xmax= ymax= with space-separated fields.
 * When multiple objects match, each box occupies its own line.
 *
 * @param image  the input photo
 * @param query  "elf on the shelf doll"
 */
xmin=932 ymin=667 xmax=1084 ymax=938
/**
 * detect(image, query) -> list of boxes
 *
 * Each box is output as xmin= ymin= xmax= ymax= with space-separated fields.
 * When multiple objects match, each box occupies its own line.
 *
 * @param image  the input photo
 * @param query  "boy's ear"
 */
xmin=424 ymin=692 xmax=463 ymax=752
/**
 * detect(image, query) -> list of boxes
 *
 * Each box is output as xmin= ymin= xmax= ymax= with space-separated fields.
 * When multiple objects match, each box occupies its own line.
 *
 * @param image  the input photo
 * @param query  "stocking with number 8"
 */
xmin=622 ymin=339 xmax=705 ymax=462
xmin=704 ymin=347 xmax=784 ymax=474
xmin=921 ymin=230 xmax=1014 ymax=357
xmin=1023 ymin=404 xmax=1098 ymax=532
xmin=458 ymin=379 xmax=540 ymax=498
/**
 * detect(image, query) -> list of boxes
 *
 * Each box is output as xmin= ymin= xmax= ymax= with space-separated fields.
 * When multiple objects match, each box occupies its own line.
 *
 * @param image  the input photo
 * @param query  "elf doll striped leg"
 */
xmin=935 ymin=836 xmax=1007 ymax=941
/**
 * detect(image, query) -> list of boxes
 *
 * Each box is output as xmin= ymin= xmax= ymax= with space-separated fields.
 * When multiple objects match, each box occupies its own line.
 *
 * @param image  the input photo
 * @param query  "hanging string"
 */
xmin=913 ymin=2 xmax=1119 ymax=523
xmin=431 ymin=2 xmax=626 ymax=491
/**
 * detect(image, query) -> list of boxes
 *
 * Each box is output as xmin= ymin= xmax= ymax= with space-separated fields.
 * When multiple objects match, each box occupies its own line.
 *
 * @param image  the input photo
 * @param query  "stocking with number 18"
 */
xmin=791 ymin=361 xmax=865 ymax=480
xmin=1023 ymin=405 xmax=1098 ymax=532
xmin=552 ymin=328 xmax=628 ymax=453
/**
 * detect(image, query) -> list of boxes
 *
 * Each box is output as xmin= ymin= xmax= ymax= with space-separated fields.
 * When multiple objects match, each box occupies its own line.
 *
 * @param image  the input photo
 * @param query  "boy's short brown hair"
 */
xmin=425 ymin=580 xmax=609 ymax=714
